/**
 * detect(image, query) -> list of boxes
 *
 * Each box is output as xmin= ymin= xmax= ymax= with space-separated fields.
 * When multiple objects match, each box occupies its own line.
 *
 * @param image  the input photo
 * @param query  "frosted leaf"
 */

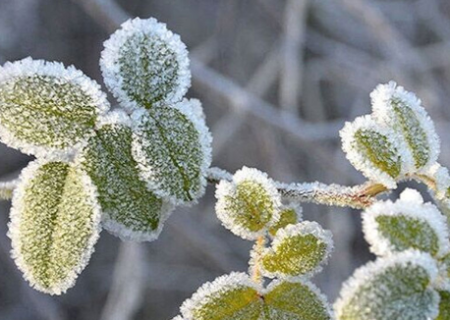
xmin=8 ymin=160 xmax=101 ymax=295
xmin=335 ymin=250 xmax=440 ymax=320
xmin=215 ymin=167 xmax=281 ymax=240
xmin=340 ymin=115 xmax=404 ymax=189
xmin=100 ymin=17 xmax=190 ymax=111
xmin=371 ymin=81 xmax=440 ymax=172
xmin=363 ymin=189 xmax=450 ymax=258
xmin=268 ymin=203 xmax=302 ymax=237
xmin=0 ymin=58 xmax=110 ymax=157
xmin=77 ymin=111 xmax=173 ymax=242
xmin=180 ymin=272 xmax=262 ymax=320
xmin=263 ymin=279 xmax=333 ymax=320
xmin=0 ymin=178 xmax=18 ymax=200
xmin=260 ymin=221 xmax=333 ymax=279
xmin=437 ymin=291 xmax=450 ymax=320
xmin=426 ymin=163 xmax=450 ymax=200
xmin=132 ymin=99 xmax=212 ymax=204
xmin=180 ymin=273 xmax=333 ymax=320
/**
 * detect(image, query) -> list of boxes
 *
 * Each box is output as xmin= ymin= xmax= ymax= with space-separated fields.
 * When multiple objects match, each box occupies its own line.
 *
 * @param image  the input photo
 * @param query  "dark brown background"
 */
xmin=1 ymin=0 xmax=450 ymax=319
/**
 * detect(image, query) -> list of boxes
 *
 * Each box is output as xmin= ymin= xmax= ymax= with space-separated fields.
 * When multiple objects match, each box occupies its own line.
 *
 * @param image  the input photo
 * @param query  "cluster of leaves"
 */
xmin=0 ymin=18 xmax=212 ymax=294
xmin=335 ymin=189 xmax=450 ymax=320
xmin=172 ymin=167 xmax=335 ymax=320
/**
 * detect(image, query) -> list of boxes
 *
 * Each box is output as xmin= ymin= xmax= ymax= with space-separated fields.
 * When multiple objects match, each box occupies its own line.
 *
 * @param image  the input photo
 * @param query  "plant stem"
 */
xmin=207 ymin=167 xmax=387 ymax=209
xmin=251 ymin=236 xmax=266 ymax=285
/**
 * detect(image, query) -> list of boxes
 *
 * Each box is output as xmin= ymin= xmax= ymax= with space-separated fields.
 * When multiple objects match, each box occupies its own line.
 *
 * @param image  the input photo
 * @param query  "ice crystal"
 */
xmin=363 ymin=189 xmax=450 ymax=258
xmin=0 ymin=58 xmax=109 ymax=158
xmin=131 ymin=99 xmax=212 ymax=205
xmin=0 ymin=178 xmax=18 ymax=200
xmin=100 ymin=17 xmax=190 ymax=111
xmin=215 ymin=167 xmax=281 ymax=240
xmin=260 ymin=221 xmax=333 ymax=279
xmin=77 ymin=110 xmax=173 ymax=242
xmin=335 ymin=250 xmax=440 ymax=320
xmin=8 ymin=160 xmax=101 ymax=295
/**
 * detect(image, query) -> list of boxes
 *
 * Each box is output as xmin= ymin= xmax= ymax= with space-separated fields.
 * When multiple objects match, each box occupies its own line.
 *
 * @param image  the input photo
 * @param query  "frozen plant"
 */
xmin=1 ymin=15 xmax=450 ymax=320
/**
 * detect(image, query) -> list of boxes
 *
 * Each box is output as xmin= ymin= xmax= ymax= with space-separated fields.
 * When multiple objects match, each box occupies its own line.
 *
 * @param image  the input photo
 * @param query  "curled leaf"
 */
xmin=261 ymin=221 xmax=333 ymax=279
xmin=363 ymin=189 xmax=450 ymax=258
xmin=100 ymin=17 xmax=190 ymax=111
xmin=340 ymin=115 xmax=404 ymax=189
xmin=77 ymin=111 xmax=173 ymax=242
xmin=8 ymin=160 xmax=101 ymax=294
xmin=215 ymin=167 xmax=281 ymax=240
xmin=335 ymin=250 xmax=440 ymax=320
xmin=371 ymin=81 xmax=439 ymax=172
xmin=132 ymin=99 xmax=212 ymax=204
xmin=0 ymin=58 xmax=109 ymax=157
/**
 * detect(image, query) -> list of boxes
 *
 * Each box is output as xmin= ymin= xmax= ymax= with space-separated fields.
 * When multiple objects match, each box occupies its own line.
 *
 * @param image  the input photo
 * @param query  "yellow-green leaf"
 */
xmin=8 ymin=160 xmax=101 ymax=295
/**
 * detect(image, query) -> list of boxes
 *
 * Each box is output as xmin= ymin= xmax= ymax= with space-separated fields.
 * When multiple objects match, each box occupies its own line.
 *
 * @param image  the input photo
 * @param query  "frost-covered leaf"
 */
xmin=77 ymin=111 xmax=173 ymax=242
xmin=215 ymin=167 xmax=281 ymax=240
xmin=100 ymin=17 xmax=190 ymax=111
xmin=340 ymin=115 xmax=404 ymax=189
xmin=363 ymin=189 xmax=450 ymax=258
xmin=268 ymin=203 xmax=302 ymax=237
xmin=8 ymin=160 xmax=101 ymax=295
xmin=371 ymin=82 xmax=439 ymax=171
xmin=0 ymin=58 xmax=109 ymax=157
xmin=180 ymin=272 xmax=262 ymax=320
xmin=261 ymin=222 xmax=333 ymax=279
xmin=437 ymin=291 xmax=450 ymax=320
xmin=263 ymin=279 xmax=333 ymax=320
xmin=180 ymin=273 xmax=332 ymax=320
xmin=335 ymin=250 xmax=440 ymax=320
xmin=132 ymin=99 xmax=212 ymax=204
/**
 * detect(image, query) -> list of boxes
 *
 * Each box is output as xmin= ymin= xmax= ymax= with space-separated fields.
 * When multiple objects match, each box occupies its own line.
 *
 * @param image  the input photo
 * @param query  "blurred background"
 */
xmin=1 ymin=0 xmax=450 ymax=319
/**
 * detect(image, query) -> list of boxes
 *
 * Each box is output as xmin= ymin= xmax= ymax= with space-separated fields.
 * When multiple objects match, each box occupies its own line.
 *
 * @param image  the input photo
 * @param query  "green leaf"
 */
xmin=335 ymin=251 xmax=440 ymax=320
xmin=263 ymin=280 xmax=333 ymax=320
xmin=181 ymin=273 xmax=262 ymax=320
xmin=77 ymin=112 xmax=173 ymax=241
xmin=132 ymin=100 xmax=212 ymax=204
xmin=261 ymin=222 xmax=333 ymax=278
xmin=0 ymin=58 xmax=109 ymax=156
xmin=363 ymin=189 xmax=450 ymax=258
xmin=215 ymin=167 xmax=281 ymax=240
xmin=371 ymin=82 xmax=439 ymax=171
xmin=340 ymin=115 xmax=402 ymax=189
xmin=180 ymin=273 xmax=332 ymax=320
xmin=100 ymin=17 xmax=190 ymax=111
xmin=437 ymin=291 xmax=450 ymax=320
xmin=268 ymin=204 xmax=302 ymax=237
xmin=8 ymin=160 xmax=101 ymax=295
